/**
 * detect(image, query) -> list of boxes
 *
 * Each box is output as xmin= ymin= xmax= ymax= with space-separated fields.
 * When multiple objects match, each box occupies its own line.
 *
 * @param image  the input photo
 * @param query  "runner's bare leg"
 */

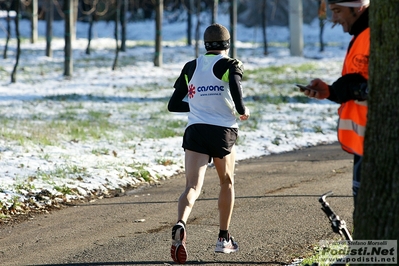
xmin=177 ymin=149 xmax=209 ymax=223
xmin=213 ymin=145 xmax=236 ymax=231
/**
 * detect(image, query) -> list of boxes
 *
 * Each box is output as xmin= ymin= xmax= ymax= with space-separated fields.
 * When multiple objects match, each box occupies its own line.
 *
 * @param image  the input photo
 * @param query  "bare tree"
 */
xmin=154 ymin=0 xmax=163 ymax=67
xmin=30 ymin=0 xmax=39 ymax=43
xmin=318 ymin=0 xmax=326 ymax=52
xmin=194 ymin=0 xmax=200 ymax=58
xmin=2 ymin=0 xmax=12 ymax=59
xmin=211 ymin=0 xmax=218 ymax=24
xmin=186 ymin=0 xmax=193 ymax=46
xmin=229 ymin=0 xmax=237 ymax=58
xmin=261 ymin=0 xmax=268 ymax=55
xmin=72 ymin=0 xmax=78 ymax=41
xmin=354 ymin=0 xmax=399 ymax=241
xmin=45 ymin=0 xmax=54 ymax=57
xmin=81 ymin=0 xmax=98 ymax=55
xmin=120 ymin=0 xmax=128 ymax=51
xmin=112 ymin=0 xmax=121 ymax=70
xmin=11 ymin=0 xmax=21 ymax=83
xmin=64 ymin=0 xmax=73 ymax=77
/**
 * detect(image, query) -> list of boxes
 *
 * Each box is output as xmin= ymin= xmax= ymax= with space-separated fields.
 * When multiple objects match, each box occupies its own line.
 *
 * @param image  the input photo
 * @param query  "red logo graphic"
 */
xmin=188 ymin=84 xmax=196 ymax=98
xmin=352 ymin=54 xmax=369 ymax=70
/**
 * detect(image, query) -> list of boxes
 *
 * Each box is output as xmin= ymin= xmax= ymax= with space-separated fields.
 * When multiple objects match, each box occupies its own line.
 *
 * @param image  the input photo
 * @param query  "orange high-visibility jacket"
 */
xmin=337 ymin=27 xmax=370 ymax=156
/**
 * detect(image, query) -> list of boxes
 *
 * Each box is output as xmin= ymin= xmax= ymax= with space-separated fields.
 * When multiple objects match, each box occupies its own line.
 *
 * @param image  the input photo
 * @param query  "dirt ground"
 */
xmin=0 ymin=143 xmax=355 ymax=266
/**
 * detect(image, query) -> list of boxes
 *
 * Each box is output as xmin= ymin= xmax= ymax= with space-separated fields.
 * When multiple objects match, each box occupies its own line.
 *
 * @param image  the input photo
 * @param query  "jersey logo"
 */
xmin=352 ymin=54 xmax=369 ymax=70
xmin=197 ymin=85 xmax=224 ymax=92
xmin=188 ymin=84 xmax=196 ymax=98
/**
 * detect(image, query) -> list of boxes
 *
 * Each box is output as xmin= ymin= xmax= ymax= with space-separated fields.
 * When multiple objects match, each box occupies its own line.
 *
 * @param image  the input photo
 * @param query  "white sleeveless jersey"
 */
xmin=187 ymin=54 xmax=238 ymax=128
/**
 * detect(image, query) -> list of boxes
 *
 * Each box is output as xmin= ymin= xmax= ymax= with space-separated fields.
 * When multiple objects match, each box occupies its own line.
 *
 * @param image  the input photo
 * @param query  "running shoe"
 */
xmin=170 ymin=222 xmax=187 ymax=264
xmin=215 ymin=235 xmax=239 ymax=253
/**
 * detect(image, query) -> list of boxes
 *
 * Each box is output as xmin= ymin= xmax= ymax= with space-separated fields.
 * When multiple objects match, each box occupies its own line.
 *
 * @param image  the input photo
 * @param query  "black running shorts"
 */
xmin=182 ymin=123 xmax=238 ymax=159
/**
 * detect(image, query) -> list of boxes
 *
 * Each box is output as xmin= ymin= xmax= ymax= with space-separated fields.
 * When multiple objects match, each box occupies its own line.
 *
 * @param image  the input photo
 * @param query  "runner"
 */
xmin=167 ymin=23 xmax=250 ymax=264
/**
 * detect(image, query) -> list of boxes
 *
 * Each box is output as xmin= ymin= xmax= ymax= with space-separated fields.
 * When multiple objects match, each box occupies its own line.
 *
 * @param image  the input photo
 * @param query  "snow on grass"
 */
xmin=0 ymin=15 xmax=349 ymax=215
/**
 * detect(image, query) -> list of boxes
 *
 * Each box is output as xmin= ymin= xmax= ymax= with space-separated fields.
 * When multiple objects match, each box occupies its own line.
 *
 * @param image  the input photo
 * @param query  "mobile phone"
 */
xmin=296 ymin=84 xmax=318 ymax=92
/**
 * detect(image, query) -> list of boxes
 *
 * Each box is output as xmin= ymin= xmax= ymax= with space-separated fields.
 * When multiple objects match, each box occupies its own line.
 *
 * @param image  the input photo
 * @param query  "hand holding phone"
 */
xmin=296 ymin=84 xmax=318 ymax=92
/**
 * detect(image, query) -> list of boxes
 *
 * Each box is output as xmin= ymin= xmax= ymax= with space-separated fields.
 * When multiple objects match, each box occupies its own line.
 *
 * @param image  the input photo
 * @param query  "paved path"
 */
xmin=0 ymin=143 xmax=354 ymax=266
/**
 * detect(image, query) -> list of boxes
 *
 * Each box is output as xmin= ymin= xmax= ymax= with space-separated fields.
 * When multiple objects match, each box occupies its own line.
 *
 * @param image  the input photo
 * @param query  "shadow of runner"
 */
xmin=69 ymin=194 xmax=352 ymax=208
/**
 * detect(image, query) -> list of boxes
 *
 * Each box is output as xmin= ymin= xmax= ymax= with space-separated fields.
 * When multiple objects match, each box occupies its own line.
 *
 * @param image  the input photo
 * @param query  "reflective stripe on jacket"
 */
xmin=338 ymin=27 xmax=370 ymax=156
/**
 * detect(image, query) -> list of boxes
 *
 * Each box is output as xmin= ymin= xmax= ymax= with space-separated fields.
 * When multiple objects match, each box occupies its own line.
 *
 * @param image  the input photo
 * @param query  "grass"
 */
xmin=1 ymin=60 xmax=333 ymax=150
xmin=125 ymin=163 xmax=153 ymax=182
xmin=0 ymin=60 xmax=334 ymax=148
xmin=300 ymin=240 xmax=350 ymax=266
xmin=244 ymin=63 xmax=318 ymax=86
xmin=92 ymin=148 xmax=111 ymax=156
xmin=74 ymin=54 xmax=148 ymax=69
xmin=54 ymin=185 xmax=73 ymax=195
xmin=156 ymin=157 xmax=176 ymax=166
xmin=34 ymin=165 xmax=86 ymax=181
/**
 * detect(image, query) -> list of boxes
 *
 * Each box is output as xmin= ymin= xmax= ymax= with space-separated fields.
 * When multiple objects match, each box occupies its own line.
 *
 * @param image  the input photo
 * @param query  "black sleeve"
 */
xmin=216 ymin=58 xmax=245 ymax=115
xmin=229 ymin=73 xmax=246 ymax=115
xmin=167 ymin=89 xmax=189 ymax=112
xmin=167 ymin=62 xmax=194 ymax=112
xmin=327 ymin=73 xmax=368 ymax=103
xmin=327 ymin=85 xmax=340 ymax=103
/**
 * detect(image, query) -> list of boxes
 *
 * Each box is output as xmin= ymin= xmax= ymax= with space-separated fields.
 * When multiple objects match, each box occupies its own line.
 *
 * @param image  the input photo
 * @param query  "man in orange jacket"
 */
xmin=301 ymin=0 xmax=370 ymax=213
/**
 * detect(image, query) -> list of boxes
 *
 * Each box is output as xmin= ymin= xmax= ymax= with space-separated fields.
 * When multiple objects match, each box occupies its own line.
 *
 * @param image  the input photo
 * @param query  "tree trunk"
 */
xmin=72 ymin=0 xmax=78 ymax=42
xmin=154 ymin=0 xmax=163 ymax=67
xmin=31 ymin=0 xmax=38 ymax=43
xmin=83 ymin=0 xmax=95 ymax=55
xmin=3 ymin=1 xmax=11 ymax=59
xmin=261 ymin=0 xmax=268 ymax=55
xmin=187 ymin=0 xmax=193 ymax=46
xmin=11 ymin=0 xmax=21 ymax=83
xmin=211 ymin=0 xmax=218 ymax=24
xmin=318 ymin=19 xmax=325 ymax=52
xmin=354 ymin=0 xmax=399 ymax=243
xmin=288 ymin=0 xmax=303 ymax=57
xmin=229 ymin=0 xmax=237 ymax=58
xmin=45 ymin=0 xmax=54 ymax=57
xmin=318 ymin=0 xmax=326 ymax=52
xmin=194 ymin=0 xmax=200 ymax=58
xmin=86 ymin=14 xmax=94 ymax=55
xmin=64 ymin=0 xmax=73 ymax=77
xmin=112 ymin=0 xmax=120 ymax=71
xmin=120 ymin=0 xmax=128 ymax=52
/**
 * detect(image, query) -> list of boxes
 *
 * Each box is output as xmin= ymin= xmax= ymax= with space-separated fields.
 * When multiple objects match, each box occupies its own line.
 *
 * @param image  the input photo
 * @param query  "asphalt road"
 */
xmin=0 ymin=143 xmax=354 ymax=266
